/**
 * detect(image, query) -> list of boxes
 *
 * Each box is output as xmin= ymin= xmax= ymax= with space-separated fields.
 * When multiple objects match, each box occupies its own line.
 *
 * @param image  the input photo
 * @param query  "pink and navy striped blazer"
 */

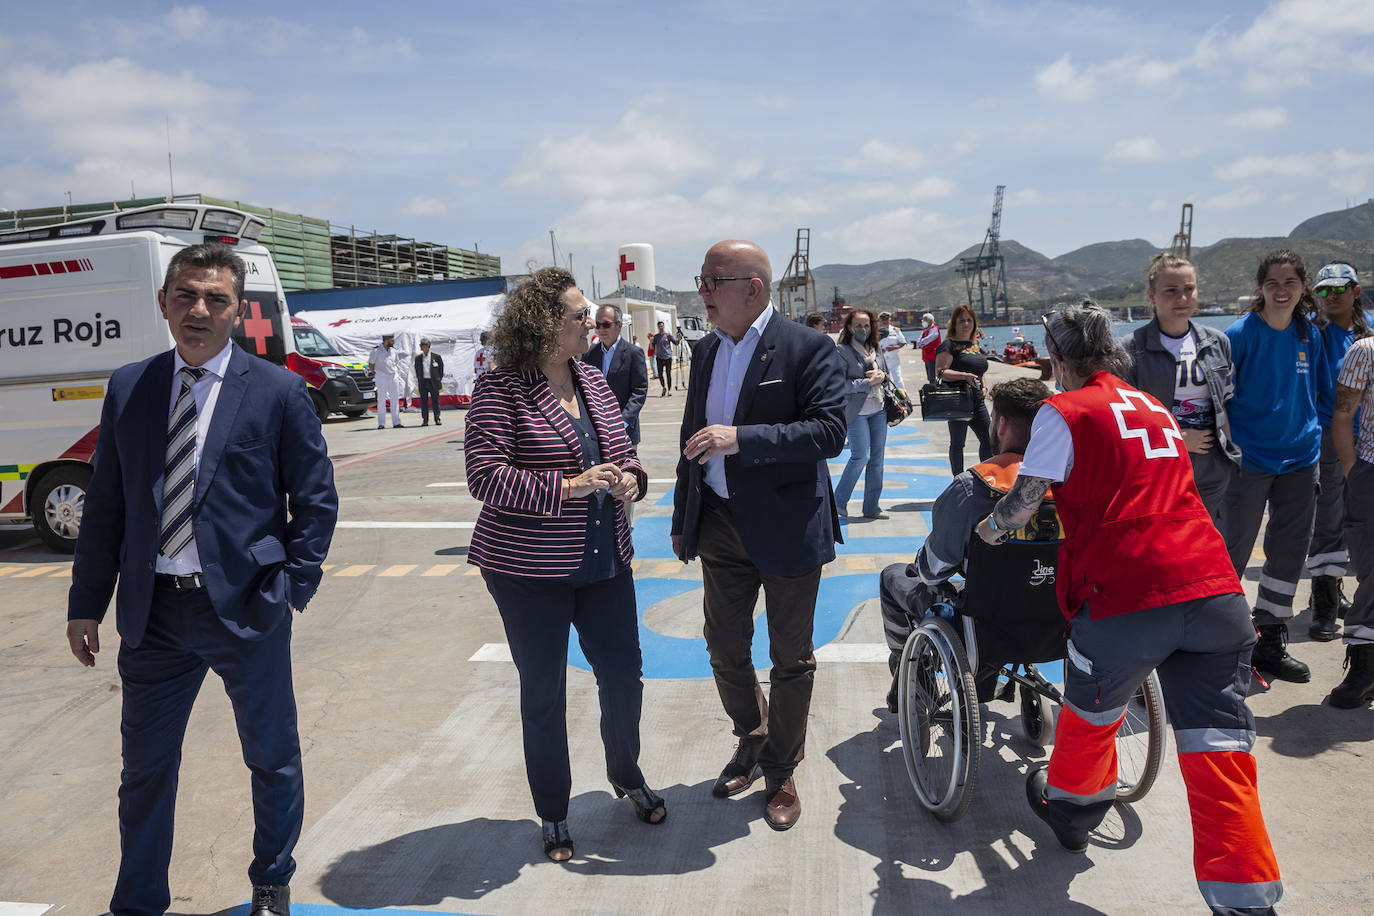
xmin=465 ymin=359 xmax=647 ymax=578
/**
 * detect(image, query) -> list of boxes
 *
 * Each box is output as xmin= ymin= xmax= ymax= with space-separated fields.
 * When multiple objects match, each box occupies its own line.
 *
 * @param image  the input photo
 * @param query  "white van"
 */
xmin=0 ymin=203 xmax=297 ymax=551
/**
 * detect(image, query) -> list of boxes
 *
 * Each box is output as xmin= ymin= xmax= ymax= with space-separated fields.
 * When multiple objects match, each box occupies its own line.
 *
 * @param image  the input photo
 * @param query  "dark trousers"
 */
xmin=1223 ymin=462 xmax=1319 ymax=623
xmin=947 ymin=392 xmax=992 ymax=475
xmin=1307 ymin=427 xmax=1348 ymax=577
xmin=1343 ymin=460 xmax=1374 ymax=644
xmin=656 ymin=358 xmax=673 ymax=391
xmin=923 ymin=360 xmax=937 ymax=385
xmin=697 ymin=493 xmax=821 ymax=781
xmin=418 ymin=377 xmax=442 ymax=423
xmin=481 ymin=568 xmax=645 ymax=821
xmin=112 ymin=583 xmax=300 ymax=915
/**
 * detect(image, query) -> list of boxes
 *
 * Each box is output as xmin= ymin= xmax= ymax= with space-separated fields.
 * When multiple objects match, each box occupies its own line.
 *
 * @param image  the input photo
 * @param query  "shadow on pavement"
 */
xmin=1254 ymin=702 xmax=1374 ymax=757
xmin=317 ymin=781 xmax=750 ymax=907
xmin=828 ymin=706 xmax=1119 ymax=915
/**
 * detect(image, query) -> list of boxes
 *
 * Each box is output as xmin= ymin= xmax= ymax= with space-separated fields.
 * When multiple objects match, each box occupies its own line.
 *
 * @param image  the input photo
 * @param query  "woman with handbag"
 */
xmin=935 ymin=305 xmax=992 ymax=475
xmin=834 ymin=309 xmax=890 ymax=519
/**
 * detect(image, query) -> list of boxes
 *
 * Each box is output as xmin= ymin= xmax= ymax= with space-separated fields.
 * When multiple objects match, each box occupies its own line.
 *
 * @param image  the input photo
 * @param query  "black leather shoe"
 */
xmin=1026 ymin=767 xmax=1088 ymax=853
xmin=712 ymin=738 xmax=764 ymax=797
xmin=250 ymin=884 xmax=290 ymax=916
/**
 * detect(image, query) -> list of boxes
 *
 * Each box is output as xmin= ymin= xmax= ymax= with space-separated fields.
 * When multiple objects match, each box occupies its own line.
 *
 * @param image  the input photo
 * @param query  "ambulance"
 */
xmin=288 ymin=315 xmax=376 ymax=419
xmin=0 ymin=203 xmax=298 ymax=552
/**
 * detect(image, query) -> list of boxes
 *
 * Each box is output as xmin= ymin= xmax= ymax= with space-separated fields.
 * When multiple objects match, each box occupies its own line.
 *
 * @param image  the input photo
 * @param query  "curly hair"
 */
xmin=1250 ymin=249 xmax=1316 ymax=337
xmin=491 ymin=267 xmax=578 ymax=371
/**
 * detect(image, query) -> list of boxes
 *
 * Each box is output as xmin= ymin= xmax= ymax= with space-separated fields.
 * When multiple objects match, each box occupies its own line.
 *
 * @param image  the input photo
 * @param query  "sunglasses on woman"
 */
xmin=1317 ymin=285 xmax=1350 ymax=297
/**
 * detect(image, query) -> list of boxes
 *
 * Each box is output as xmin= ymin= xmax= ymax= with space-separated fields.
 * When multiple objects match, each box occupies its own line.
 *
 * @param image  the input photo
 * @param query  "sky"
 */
xmin=2 ymin=0 xmax=1372 ymax=294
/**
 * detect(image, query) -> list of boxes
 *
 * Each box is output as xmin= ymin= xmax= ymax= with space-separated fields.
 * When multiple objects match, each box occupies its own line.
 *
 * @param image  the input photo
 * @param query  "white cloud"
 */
xmin=754 ymin=94 xmax=792 ymax=111
xmin=504 ymin=98 xmax=715 ymax=198
xmin=1216 ymin=153 xmax=1323 ymax=181
xmin=398 ymin=195 xmax=449 ymax=217
xmin=1105 ymin=137 xmax=1166 ymax=164
xmin=1148 ymin=199 xmax=1172 ymax=213
xmin=164 ymin=5 xmax=220 ymax=41
xmin=841 ymin=139 xmax=925 ymax=173
xmin=1204 ymin=186 xmax=1263 ymax=212
xmin=1034 ymin=53 xmax=1094 ymax=102
xmin=822 ymin=208 xmax=966 ymax=263
xmin=1223 ymin=107 xmax=1288 ymax=130
xmin=1010 ymin=188 xmax=1056 ymax=207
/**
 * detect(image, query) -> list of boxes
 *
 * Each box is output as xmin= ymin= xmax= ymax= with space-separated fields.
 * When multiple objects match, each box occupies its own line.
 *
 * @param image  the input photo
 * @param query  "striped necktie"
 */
xmin=159 ymin=366 xmax=209 ymax=558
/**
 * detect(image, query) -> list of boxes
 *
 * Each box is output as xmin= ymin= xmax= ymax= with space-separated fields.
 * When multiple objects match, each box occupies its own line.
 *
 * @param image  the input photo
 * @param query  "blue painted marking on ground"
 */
xmin=231 ymin=906 xmax=480 ymax=916
xmin=568 ymin=574 xmax=879 ymax=679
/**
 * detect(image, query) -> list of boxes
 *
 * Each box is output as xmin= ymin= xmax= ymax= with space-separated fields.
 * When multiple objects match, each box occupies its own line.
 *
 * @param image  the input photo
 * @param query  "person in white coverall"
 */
xmin=367 ymin=332 xmax=405 ymax=428
xmin=877 ymin=310 xmax=907 ymax=391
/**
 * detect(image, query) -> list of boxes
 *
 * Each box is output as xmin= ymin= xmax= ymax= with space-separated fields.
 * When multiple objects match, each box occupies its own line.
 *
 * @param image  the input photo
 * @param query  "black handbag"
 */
xmin=882 ymin=380 xmax=913 ymax=426
xmin=919 ymin=381 xmax=976 ymax=422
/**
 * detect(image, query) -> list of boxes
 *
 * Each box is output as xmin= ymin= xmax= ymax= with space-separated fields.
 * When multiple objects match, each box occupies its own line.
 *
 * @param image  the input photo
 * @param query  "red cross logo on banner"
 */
xmin=1110 ymin=389 xmax=1184 ymax=459
xmin=329 ymin=318 xmax=352 ymax=328
xmin=241 ymin=301 xmax=275 ymax=356
xmin=619 ymin=253 xmax=635 ymax=282
xmin=475 ymin=349 xmax=488 ymax=368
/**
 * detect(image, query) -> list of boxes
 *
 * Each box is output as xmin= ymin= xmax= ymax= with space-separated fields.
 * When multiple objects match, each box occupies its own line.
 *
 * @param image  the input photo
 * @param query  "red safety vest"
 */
xmin=1048 ymin=371 xmax=1240 ymax=620
xmin=921 ymin=328 xmax=942 ymax=362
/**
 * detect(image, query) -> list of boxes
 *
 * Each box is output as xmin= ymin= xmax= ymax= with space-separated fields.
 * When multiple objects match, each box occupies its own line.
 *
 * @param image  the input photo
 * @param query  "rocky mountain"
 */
xmin=811 ymin=258 xmax=934 ymax=298
xmin=1290 ymin=200 xmax=1374 ymax=242
xmin=1052 ymin=239 xmax=1159 ymax=285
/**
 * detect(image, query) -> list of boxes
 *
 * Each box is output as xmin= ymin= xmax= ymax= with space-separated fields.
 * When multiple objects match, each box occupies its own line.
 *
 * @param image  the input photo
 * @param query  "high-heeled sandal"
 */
xmin=610 ymin=781 xmax=667 ymax=824
xmin=541 ymin=819 xmax=574 ymax=862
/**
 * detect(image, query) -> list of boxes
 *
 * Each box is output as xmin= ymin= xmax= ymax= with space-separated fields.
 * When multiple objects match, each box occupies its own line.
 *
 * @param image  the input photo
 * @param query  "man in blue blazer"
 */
xmin=671 ymin=240 xmax=847 ymax=831
xmin=582 ymin=304 xmax=648 ymax=445
xmin=65 ymin=244 xmax=337 ymax=916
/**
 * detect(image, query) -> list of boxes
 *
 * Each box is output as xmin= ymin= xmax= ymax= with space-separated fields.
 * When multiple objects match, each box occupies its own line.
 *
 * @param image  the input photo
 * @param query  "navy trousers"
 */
xmin=481 ymin=567 xmax=645 ymax=822
xmin=111 ymin=582 xmax=301 ymax=916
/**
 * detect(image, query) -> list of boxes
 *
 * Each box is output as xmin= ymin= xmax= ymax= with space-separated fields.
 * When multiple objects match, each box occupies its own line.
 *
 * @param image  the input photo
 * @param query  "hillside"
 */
xmin=1290 ymin=200 xmax=1374 ymax=242
xmin=812 ymin=258 xmax=934 ymax=297
xmin=1052 ymin=239 xmax=1158 ymax=285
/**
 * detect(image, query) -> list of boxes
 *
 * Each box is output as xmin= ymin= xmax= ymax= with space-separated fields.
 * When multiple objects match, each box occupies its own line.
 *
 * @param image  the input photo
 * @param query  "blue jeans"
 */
xmin=835 ymin=409 xmax=887 ymax=516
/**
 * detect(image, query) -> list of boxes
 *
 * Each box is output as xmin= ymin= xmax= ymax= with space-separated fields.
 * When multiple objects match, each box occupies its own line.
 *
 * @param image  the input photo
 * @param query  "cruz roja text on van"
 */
xmin=0 ymin=315 xmax=122 ymax=348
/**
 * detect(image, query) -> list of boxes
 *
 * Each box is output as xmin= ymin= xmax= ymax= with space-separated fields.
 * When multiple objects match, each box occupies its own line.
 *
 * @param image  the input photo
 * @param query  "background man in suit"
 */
xmin=414 ymin=337 xmax=445 ymax=427
xmin=671 ymin=239 xmax=848 ymax=831
xmin=65 ymin=244 xmax=338 ymax=916
xmin=582 ymin=304 xmax=648 ymax=445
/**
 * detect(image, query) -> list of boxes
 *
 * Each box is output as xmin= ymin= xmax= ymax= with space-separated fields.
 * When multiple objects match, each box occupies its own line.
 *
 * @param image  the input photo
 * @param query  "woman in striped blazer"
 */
xmin=465 ymin=267 xmax=661 ymax=863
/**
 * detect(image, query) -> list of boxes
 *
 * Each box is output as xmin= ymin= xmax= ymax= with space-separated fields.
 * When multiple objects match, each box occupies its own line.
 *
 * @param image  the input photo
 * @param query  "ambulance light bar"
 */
xmin=201 ymin=209 xmax=245 ymax=234
xmin=116 ymin=208 xmax=197 ymax=231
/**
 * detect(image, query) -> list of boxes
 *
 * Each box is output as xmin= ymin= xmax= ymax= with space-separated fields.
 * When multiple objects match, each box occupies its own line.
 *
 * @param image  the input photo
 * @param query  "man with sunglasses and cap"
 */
xmin=1306 ymin=263 xmax=1371 ymax=639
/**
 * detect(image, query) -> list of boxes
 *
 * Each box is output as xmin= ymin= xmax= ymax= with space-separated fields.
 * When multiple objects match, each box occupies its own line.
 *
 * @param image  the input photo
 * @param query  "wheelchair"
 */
xmin=895 ymin=505 xmax=1166 ymax=823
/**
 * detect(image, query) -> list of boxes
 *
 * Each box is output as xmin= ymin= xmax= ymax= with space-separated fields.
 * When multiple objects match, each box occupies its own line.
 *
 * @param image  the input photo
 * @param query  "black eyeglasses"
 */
xmin=1317 ymin=284 xmax=1351 ymax=297
xmin=567 ymin=307 xmax=590 ymax=321
xmin=694 ymin=276 xmax=753 ymax=293
xmin=1041 ymin=313 xmax=1067 ymax=357
xmin=594 ymin=321 xmax=617 ymax=329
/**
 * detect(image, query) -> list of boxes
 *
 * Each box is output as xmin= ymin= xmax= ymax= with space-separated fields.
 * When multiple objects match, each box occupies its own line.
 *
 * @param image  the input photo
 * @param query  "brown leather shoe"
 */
xmin=711 ymin=739 xmax=764 ymax=797
xmin=764 ymin=778 xmax=801 ymax=831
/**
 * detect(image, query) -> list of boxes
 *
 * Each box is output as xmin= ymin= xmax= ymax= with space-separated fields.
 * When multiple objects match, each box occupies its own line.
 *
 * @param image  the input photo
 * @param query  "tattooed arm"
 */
xmin=1332 ymin=384 xmax=1362 ymax=477
xmin=975 ymin=475 xmax=1053 ymax=545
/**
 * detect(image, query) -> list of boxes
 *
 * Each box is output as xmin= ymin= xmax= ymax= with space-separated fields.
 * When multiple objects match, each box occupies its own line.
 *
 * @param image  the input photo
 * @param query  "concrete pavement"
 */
xmin=0 ymin=347 xmax=1370 ymax=915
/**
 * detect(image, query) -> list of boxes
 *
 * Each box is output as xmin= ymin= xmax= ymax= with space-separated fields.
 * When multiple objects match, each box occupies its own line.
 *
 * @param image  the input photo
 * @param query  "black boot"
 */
xmin=1337 ymin=579 xmax=1352 ymax=620
xmin=1252 ymin=623 xmax=1311 ymax=683
xmin=886 ymin=653 xmax=900 ymax=713
xmin=1308 ymin=576 xmax=1341 ymax=642
xmin=1329 ymin=644 xmax=1374 ymax=708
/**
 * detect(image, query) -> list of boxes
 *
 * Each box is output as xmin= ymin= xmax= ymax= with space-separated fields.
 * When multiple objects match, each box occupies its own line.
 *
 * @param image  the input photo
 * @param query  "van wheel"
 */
xmin=32 ymin=465 xmax=91 ymax=553
xmin=341 ymin=407 xmax=369 ymax=418
xmin=308 ymin=390 xmax=330 ymax=422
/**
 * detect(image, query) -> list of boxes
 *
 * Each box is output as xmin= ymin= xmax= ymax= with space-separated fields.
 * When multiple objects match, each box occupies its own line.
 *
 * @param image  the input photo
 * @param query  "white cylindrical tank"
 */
xmin=618 ymin=243 xmax=655 ymax=291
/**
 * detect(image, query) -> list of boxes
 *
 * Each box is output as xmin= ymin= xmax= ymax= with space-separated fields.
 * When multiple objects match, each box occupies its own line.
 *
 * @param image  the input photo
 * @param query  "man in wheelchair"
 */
xmin=880 ymin=377 xmax=1055 ymax=712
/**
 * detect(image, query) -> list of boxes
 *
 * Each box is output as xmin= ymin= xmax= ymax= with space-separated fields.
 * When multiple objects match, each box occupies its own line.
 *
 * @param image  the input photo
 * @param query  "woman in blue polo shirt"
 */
xmin=1224 ymin=250 xmax=1332 ymax=686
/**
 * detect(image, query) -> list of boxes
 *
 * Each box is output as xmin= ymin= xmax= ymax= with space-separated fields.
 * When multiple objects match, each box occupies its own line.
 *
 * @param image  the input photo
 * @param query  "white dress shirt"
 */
xmin=368 ymin=343 xmax=402 ymax=377
xmin=156 ymin=340 xmax=234 ymax=574
xmin=703 ymin=303 xmax=775 ymax=499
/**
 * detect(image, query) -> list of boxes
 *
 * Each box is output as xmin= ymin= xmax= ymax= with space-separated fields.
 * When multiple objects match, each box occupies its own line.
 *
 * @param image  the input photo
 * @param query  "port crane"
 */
xmin=776 ymin=228 xmax=818 ymax=319
xmin=957 ymin=185 xmax=1010 ymax=319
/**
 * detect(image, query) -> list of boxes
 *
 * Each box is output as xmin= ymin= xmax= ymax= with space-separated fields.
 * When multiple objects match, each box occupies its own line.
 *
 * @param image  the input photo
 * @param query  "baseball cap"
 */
xmin=1314 ymin=263 xmax=1359 ymax=288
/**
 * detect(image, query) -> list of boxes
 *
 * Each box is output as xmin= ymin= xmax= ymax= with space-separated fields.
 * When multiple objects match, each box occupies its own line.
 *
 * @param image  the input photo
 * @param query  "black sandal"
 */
xmin=611 ymin=781 xmax=667 ymax=824
xmin=541 ymin=819 xmax=573 ymax=862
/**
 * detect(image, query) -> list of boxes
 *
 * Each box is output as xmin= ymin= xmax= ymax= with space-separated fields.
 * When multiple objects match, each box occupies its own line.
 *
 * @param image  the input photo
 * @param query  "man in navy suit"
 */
xmin=582 ymin=304 xmax=648 ymax=445
xmin=671 ymin=240 xmax=847 ymax=831
xmin=65 ymin=243 xmax=338 ymax=916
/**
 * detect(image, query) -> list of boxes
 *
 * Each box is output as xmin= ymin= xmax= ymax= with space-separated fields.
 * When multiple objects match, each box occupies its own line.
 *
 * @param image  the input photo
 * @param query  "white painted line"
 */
xmin=815 ymin=643 xmax=890 ymax=663
xmin=469 ymin=643 xmax=513 ymax=662
xmin=0 ymin=903 xmax=55 ymax=916
xmin=336 ymin=521 xmax=476 ymax=529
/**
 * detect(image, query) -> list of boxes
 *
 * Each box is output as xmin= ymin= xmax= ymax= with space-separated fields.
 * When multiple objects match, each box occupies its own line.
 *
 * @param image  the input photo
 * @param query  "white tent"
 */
xmin=295 ymin=294 xmax=502 ymax=401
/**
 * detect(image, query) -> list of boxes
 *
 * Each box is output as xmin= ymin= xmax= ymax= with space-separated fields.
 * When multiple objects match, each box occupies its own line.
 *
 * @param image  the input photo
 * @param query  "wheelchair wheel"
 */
xmin=898 ymin=616 xmax=981 ymax=822
xmin=1114 ymin=670 xmax=1166 ymax=803
xmin=1019 ymin=682 xmax=1053 ymax=749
